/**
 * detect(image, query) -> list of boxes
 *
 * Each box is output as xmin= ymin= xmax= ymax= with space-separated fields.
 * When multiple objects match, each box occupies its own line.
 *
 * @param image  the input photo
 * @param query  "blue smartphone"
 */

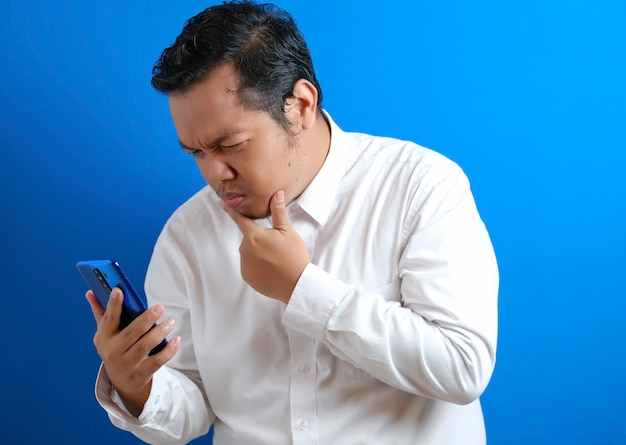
xmin=76 ymin=259 xmax=167 ymax=356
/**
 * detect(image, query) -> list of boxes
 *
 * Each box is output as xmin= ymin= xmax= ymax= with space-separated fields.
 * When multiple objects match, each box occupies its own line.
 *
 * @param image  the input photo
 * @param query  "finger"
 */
xmin=130 ymin=317 xmax=177 ymax=360
xmin=100 ymin=286 xmax=124 ymax=335
xmin=144 ymin=336 xmax=181 ymax=371
xmin=118 ymin=304 xmax=165 ymax=351
xmin=85 ymin=290 xmax=105 ymax=323
xmin=269 ymin=190 xmax=291 ymax=231
xmin=219 ymin=200 xmax=260 ymax=235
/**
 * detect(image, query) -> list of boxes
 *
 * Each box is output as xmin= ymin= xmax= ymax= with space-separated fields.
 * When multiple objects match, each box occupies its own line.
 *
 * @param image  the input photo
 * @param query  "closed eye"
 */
xmin=220 ymin=141 xmax=246 ymax=150
xmin=182 ymin=138 xmax=247 ymax=157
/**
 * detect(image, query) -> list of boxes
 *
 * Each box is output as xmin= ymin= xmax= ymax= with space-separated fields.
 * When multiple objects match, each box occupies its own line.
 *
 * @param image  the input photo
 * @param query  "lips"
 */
xmin=220 ymin=193 xmax=245 ymax=208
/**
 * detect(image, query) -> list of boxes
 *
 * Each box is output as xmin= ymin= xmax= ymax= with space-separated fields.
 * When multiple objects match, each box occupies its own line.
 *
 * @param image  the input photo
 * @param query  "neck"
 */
xmin=292 ymin=109 xmax=331 ymax=201
xmin=309 ymin=110 xmax=332 ymax=171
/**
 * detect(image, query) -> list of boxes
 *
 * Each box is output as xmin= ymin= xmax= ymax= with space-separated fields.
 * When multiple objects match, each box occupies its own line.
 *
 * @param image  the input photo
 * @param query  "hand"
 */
xmin=221 ymin=190 xmax=310 ymax=303
xmin=86 ymin=287 xmax=180 ymax=415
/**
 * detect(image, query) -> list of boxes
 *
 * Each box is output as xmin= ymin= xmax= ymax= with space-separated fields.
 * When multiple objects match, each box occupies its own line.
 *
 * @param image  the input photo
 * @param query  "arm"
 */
xmin=89 ymin=237 xmax=214 ymax=444
xmin=284 ymin=180 xmax=498 ymax=404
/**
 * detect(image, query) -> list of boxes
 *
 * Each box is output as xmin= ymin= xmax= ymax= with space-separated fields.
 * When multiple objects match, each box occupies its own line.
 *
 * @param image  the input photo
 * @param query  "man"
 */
xmin=86 ymin=1 xmax=499 ymax=443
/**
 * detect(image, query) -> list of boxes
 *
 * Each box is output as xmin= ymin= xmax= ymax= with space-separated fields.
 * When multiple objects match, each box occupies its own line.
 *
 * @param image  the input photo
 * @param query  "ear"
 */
xmin=288 ymin=79 xmax=319 ymax=131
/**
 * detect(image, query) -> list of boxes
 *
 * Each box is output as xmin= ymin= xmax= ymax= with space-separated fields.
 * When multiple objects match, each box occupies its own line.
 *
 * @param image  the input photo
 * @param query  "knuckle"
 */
xmin=120 ymin=325 xmax=136 ymax=341
xmin=151 ymin=354 xmax=167 ymax=368
xmin=138 ymin=341 xmax=151 ymax=355
xmin=93 ymin=332 xmax=108 ymax=352
xmin=247 ymin=231 xmax=260 ymax=245
xmin=99 ymin=347 xmax=117 ymax=364
xmin=92 ymin=334 xmax=100 ymax=351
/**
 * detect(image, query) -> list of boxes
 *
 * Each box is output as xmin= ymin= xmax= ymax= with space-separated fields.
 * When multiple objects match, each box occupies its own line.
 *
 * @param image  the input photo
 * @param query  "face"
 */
xmin=169 ymin=64 xmax=308 ymax=219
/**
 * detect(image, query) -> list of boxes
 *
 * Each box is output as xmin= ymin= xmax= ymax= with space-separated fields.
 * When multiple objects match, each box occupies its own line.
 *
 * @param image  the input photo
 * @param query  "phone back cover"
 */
xmin=76 ymin=259 xmax=146 ymax=328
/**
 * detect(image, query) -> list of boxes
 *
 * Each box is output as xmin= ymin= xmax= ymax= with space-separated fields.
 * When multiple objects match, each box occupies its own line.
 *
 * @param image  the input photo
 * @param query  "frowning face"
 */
xmin=169 ymin=63 xmax=310 ymax=219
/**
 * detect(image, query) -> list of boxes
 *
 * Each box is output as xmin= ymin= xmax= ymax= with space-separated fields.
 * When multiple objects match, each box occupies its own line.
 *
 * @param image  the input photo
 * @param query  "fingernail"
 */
xmin=163 ymin=318 xmax=175 ymax=329
xmin=276 ymin=190 xmax=284 ymax=203
xmin=152 ymin=305 xmax=164 ymax=316
xmin=171 ymin=336 xmax=181 ymax=348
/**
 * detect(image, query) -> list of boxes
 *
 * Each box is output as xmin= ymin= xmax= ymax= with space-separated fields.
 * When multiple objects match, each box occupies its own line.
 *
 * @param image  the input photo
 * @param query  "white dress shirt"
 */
xmin=96 ymin=112 xmax=499 ymax=444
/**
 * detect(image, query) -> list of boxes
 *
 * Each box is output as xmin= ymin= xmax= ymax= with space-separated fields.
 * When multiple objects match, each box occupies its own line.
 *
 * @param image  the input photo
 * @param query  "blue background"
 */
xmin=2 ymin=1 xmax=624 ymax=444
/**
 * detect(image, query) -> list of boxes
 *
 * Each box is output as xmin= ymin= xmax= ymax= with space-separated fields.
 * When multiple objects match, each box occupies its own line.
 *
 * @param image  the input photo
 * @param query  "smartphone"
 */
xmin=76 ymin=259 xmax=167 ymax=356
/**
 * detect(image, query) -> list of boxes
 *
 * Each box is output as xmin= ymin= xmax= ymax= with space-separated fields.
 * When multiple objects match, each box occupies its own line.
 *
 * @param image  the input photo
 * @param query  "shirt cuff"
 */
xmin=94 ymin=363 xmax=172 ymax=427
xmin=282 ymin=263 xmax=351 ymax=338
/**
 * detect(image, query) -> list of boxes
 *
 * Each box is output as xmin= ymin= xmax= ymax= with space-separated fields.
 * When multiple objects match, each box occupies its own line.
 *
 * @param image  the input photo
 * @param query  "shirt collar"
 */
xmin=292 ymin=110 xmax=350 ymax=226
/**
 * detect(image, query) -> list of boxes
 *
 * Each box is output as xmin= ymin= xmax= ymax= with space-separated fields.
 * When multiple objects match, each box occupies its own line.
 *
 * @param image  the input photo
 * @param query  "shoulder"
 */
xmin=342 ymin=130 xmax=467 ymax=190
xmin=326 ymin=112 xmax=464 ymax=185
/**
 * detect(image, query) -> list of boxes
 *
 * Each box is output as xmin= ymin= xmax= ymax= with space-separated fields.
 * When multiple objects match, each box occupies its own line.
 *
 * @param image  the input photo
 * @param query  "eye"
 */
xmin=188 ymin=148 xmax=204 ymax=157
xmin=220 ymin=141 xmax=246 ymax=150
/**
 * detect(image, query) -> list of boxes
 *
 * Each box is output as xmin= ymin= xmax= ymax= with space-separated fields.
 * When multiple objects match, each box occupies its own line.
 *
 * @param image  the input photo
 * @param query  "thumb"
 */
xmin=270 ymin=190 xmax=291 ymax=230
xmin=100 ymin=286 xmax=124 ymax=335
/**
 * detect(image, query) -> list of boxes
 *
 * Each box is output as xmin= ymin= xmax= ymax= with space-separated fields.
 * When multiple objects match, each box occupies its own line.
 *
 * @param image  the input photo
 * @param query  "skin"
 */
xmin=86 ymin=62 xmax=331 ymax=415
xmin=170 ymin=63 xmax=328 ymax=220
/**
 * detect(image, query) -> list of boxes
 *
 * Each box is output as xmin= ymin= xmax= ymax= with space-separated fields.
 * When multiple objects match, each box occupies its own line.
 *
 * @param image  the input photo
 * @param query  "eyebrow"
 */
xmin=178 ymin=132 xmax=244 ymax=152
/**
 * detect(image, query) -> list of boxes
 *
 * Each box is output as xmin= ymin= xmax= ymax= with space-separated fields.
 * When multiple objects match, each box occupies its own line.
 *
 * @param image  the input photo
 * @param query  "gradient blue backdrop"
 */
xmin=2 ymin=1 xmax=625 ymax=444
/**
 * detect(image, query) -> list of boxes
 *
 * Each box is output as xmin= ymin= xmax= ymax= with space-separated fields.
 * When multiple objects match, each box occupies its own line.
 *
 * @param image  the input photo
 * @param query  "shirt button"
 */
xmin=155 ymin=395 xmax=161 ymax=404
xmin=298 ymin=364 xmax=310 ymax=374
xmin=298 ymin=420 xmax=309 ymax=431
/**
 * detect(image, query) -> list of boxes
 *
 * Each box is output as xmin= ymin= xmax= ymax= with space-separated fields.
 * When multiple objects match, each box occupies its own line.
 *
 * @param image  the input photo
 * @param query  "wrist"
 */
xmin=116 ymin=381 xmax=152 ymax=418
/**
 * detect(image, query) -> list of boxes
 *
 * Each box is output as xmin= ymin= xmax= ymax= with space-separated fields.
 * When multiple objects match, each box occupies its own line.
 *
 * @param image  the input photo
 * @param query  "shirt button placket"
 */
xmin=288 ymin=328 xmax=318 ymax=444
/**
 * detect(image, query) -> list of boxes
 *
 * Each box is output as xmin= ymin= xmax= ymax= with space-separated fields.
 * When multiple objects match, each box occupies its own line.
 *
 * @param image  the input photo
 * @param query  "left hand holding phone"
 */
xmin=85 ymin=286 xmax=181 ymax=416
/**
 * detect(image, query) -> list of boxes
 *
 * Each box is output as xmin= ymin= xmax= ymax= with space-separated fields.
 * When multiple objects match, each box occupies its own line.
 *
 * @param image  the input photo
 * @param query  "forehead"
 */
xmin=168 ymin=64 xmax=247 ymax=142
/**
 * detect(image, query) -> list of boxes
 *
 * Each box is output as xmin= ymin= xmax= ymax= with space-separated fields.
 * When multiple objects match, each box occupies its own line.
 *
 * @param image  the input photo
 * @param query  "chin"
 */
xmin=247 ymin=213 xmax=270 ymax=220
xmin=239 ymin=206 xmax=271 ymax=220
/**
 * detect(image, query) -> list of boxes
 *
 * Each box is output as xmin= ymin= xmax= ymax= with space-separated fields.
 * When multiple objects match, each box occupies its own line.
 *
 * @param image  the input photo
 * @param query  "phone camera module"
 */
xmin=93 ymin=268 xmax=113 ymax=295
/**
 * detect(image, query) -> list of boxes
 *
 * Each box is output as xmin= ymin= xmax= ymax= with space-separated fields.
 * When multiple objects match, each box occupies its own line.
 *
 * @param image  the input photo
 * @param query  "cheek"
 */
xmin=243 ymin=150 xmax=293 ymax=187
xmin=194 ymin=157 xmax=224 ymax=189
xmin=263 ymin=156 xmax=300 ymax=190
xmin=199 ymin=170 xmax=213 ymax=187
xmin=195 ymin=159 xmax=212 ymax=185
xmin=245 ymin=165 xmax=282 ymax=193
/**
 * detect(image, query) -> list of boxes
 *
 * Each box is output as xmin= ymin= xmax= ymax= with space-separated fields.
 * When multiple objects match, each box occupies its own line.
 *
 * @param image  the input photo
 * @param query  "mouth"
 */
xmin=220 ymin=193 xmax=245 ymax=208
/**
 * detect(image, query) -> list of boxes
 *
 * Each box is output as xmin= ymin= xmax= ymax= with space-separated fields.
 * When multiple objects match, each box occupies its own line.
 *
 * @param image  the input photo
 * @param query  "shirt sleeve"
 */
xmin=94 ymin=364 xmax=210 ymax=444
xmin=282 ymin=165 xmax=499 ymax=405
xmin=93 ymin=232 xmax=215 ymax=444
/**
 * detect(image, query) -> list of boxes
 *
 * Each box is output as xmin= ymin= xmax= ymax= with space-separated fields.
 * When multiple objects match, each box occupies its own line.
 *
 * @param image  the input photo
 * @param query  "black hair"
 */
xmin=151 ymin=0 xmax=323 ymax=130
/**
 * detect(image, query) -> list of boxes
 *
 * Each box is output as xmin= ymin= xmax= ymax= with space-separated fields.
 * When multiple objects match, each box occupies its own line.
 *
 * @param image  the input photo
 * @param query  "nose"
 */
xmin=197 ymin=153 xmax=235 ymax=184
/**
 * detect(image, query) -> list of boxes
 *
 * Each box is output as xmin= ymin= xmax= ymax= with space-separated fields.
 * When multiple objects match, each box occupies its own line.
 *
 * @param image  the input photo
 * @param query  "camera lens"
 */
xmin=93 ymin=268 xmax=113 ymax=295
